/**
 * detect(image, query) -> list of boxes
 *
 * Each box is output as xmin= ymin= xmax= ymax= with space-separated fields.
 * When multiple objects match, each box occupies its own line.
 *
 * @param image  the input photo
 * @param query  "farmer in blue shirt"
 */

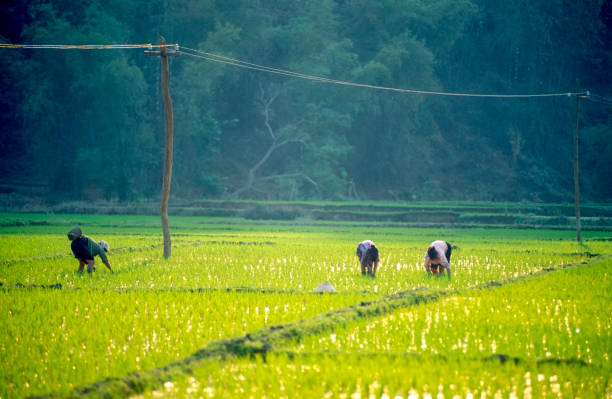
xmin=67 ymin=227 xmax=113 ymax=273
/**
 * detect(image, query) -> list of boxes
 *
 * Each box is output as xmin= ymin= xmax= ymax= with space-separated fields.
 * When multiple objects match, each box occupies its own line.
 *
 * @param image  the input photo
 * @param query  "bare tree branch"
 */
xmin=259 ymin=82 xmax=279 ymax=141
xmin=275 ymin=138 xmax=306 ymax=149
xmin=232 ymin=84 xmax=312 ymax=199
xmin=231 ymin=139 xmax=307 ymax=199
xmin=256 ymin=173 xmax=318 ymax=187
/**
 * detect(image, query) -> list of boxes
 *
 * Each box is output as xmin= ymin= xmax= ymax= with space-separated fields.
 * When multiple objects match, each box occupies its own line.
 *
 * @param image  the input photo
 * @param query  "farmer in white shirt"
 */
xmin=356 ymin=239 xmax=380 ymax=276
xmin=424 ymin=240 xmax=452 ymax=279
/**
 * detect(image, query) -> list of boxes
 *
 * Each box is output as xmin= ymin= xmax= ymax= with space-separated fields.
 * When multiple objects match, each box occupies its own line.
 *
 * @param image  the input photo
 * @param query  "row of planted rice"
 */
xmin=137 ymin=259 xmax=611 ymax=399
xmin=1 ymin=228 xmax=600 ymax=293
xmin=1 ymin=289 xmax=374 ymax=397
xmin=1 ymin=219 xmax=610 ymax=398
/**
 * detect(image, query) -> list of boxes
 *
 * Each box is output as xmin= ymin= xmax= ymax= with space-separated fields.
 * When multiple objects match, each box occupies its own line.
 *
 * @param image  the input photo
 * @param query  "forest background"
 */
xmin=1 ymin=0 xmax=611 ymax=203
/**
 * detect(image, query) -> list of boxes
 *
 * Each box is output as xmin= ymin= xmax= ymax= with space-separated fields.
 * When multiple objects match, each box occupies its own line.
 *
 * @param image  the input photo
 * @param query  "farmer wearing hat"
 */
xmin=67 ymin=227 xmax=113 ymax=273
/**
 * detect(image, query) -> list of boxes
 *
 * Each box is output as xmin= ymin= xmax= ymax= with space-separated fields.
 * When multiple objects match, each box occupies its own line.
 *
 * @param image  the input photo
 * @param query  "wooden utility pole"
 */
xmin=572 ymin=91 xmax=581 ymax=242
xmin=146 ymin=38 xmax=180 ymax=258
xmin=571 ymin=84 xmax=589 ymax=243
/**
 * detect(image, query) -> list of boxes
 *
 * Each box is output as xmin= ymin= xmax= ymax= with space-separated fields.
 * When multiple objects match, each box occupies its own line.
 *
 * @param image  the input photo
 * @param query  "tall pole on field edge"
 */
xmin=573 ymin=93 xmax=581 ymax=242
xmin=572 ymin=83 xmax=589 ymax=243
xmin=146 ymin=38 xmax=180 ymax=258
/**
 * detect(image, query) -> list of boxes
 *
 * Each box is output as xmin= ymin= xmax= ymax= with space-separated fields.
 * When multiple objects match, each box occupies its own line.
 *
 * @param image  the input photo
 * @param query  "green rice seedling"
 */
xmin=0 ymin=289 xmax=373 ymax=398
xmin=0 ymin=234 xmax=71 ymax=262
xmin=135 ymin=353 xmax=610 ymax=399
xmin=139 ymin=260 xmax=611 ymax=398
xmin=290 ymin=260 xmax=611 ymax=363
xmin=1 ymin=212 xmax=610 ymax=398
xmin=2 ymin=227 xmax=604 ymax=295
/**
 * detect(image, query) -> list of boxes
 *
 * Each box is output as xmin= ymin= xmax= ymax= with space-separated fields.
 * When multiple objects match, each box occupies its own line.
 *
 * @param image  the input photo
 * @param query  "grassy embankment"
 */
xmin=3 ymin=199 xmax=612 ymax=229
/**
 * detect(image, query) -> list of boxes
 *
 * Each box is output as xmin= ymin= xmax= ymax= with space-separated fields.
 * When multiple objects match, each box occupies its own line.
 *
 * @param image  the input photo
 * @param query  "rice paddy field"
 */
xmin=0 ymin=212 xmax=611 ymax=398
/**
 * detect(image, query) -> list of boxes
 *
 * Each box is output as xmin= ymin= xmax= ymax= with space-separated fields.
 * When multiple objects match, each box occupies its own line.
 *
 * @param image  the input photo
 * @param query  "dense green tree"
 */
xmin=0 ymin=0 xmax=610 ymax=202
xmin=333 ymin=0 xmax=477 ymax=199
xmin=431 ymin=0 xmax=610 ymax=201
xmin=190 ymin=0 xmax=355 ymax=199
xmin=14 ymin=1 xmax=155 ymax=200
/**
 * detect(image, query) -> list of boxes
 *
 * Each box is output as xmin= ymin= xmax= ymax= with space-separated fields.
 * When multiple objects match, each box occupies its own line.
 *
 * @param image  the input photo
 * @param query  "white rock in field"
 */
xmin=313 ymin=281 xmax=336 ymax=293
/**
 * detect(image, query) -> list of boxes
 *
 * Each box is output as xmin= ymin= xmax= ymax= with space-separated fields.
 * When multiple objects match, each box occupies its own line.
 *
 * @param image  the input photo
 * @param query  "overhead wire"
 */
xmin=0 ymin=42 xmax=593 ymax=99
xmin=586 ymin=94 xmax=612 ymax=107
xmin=180 ymin=46 xmax=587 ymax=98
xmin=180 ymin=47 xmax=336 ymax=82
xmin=0 ymin=43 xmax=159 ymax=49
xmin=180 ymin=46 xmax=336 ymax=83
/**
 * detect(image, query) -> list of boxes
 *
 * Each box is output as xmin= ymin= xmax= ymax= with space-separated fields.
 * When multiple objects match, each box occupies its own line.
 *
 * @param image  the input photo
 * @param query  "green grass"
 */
xmin=0 ymin=212 xmax=610 ymax=398
xmin=0 ymin=289 xmax=371 ymax=397
xmin=1 ymin=226 xmax=604 ymax=294
xmin=138 ymin=259 xmax=612 ymax=399
xmin=138 ymin=354 xmax=609 ymax=399
xmin=3 ymin=199 xmax=612 ymax=228
xmin=290 ymin=259 xmax=611 ymax=365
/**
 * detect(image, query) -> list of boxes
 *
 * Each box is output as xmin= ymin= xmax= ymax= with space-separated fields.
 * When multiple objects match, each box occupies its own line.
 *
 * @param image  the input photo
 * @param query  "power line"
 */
xmin=180 ymin=48 xmax=331 ymax=82
xmin=181 ymin=46 xmax=336 ymax=83
xmin=586 ymin=94 xmax=612 ymax=107
xmin=181 ymin=46 xmax=588 ymax=99
xmin=0 ymin=43 xmax=164 ymax=49
xmin=0 ymin=42 xmax=592 ymax=98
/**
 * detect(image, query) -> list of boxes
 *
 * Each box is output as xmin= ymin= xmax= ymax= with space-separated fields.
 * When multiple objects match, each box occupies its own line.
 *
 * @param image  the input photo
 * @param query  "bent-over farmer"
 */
xmin=67 ymin=227 xmax=113 ymax=273
xmin=424 ymin=240 xmax=452 ymax=279
xmin=356 ymin=239 xmax=380 ymax=277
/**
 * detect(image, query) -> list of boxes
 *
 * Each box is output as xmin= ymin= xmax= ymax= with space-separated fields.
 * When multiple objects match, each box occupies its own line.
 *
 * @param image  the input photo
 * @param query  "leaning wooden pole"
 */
xmin=572 ymin=89 xmax=582 ymax=242
xmin=160 ymin=37 xmax=174 ymax=258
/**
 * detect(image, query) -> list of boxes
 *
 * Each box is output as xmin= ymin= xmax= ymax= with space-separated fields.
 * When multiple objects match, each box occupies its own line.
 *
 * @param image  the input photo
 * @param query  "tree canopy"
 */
xmin=1 ymin=0 xmax=611 ymax=202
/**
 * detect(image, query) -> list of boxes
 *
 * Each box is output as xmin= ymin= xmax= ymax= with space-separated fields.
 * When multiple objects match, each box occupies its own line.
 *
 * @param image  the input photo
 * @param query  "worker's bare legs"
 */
xmin=77 ymin=259 xmax=86 ymax=273
xmin=86 ymin=259 xmax=96 ymax=273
